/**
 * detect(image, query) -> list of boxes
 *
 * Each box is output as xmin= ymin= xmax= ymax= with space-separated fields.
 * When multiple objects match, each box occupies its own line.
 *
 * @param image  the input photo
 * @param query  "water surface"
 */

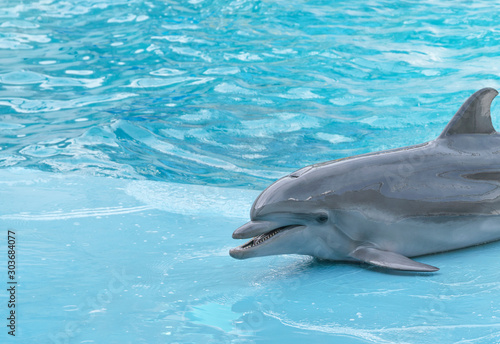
xmin=2 ymin=0 xmax=500 ymax=343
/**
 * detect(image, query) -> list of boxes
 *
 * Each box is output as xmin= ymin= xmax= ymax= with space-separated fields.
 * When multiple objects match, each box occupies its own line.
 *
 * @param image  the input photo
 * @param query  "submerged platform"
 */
xmin=1 ymin=168 xmax=500 ymax=343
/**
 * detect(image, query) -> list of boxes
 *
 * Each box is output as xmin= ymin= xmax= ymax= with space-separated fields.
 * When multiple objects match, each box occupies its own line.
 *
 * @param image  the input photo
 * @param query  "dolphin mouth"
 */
xmin=229 ymin=224 xmax=301 ymax=259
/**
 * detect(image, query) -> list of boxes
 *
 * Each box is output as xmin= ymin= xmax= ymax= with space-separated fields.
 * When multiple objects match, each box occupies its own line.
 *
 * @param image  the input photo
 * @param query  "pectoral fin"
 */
xmin=349 ymin=246 xmax=439 ymax=272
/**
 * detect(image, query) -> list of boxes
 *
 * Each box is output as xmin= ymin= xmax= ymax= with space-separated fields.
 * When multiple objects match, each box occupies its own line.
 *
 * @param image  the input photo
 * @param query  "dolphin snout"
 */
xmin=232 ymin=221 xmax=276 ymax=239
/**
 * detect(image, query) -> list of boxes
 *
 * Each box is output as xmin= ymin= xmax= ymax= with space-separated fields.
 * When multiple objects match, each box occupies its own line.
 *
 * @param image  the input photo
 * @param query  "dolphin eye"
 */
xmin=316 ymin=214 xmax=328 ymax=224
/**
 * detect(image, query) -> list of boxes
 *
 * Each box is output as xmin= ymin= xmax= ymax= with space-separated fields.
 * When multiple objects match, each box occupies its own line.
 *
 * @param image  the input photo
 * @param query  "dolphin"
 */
xmin=229 ymin=87 xmax=500 ymax=272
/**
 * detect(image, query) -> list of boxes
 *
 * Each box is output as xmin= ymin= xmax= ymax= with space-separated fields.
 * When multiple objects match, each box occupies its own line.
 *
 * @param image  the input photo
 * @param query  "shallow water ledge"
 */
xmin=2 ymin=168 xmax=500 ymax=344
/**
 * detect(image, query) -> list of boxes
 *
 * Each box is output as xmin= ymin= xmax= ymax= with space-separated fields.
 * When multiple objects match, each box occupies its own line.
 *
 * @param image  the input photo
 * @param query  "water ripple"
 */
xmin=0 ymin=70 xmax=103 ymax=88
xmin=1 ymin=205 xmax=153 ymax=221
xmin=0 ymin=0 xmax=499 ymax=189
xmin=0 ymin=93 xmax=136 ymax=113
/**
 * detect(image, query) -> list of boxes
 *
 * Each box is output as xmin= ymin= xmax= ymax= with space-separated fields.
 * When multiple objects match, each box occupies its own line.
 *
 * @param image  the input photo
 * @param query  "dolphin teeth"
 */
xmin=241 ymin=226 xmax=290 ymax=250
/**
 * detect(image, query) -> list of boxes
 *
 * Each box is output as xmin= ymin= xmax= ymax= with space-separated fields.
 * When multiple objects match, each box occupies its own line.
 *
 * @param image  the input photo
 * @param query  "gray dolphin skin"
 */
xmin=230 ymin=87 xmax=500 ymax=272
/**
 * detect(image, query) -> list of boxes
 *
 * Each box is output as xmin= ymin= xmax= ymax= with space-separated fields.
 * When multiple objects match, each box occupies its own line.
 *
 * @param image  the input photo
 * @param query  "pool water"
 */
xmin=2 ymin=0 xmax=500 ymax=343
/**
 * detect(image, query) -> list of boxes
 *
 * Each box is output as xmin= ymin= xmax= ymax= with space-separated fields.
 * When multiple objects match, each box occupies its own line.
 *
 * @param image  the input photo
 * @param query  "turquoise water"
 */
xmin=2 ymin=0 xmax=500 ymax=343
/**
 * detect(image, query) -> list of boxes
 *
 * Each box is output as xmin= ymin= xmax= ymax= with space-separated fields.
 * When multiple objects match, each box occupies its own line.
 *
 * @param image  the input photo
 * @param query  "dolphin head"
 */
xmin=230 ymin=166 xmax=349 ymax=260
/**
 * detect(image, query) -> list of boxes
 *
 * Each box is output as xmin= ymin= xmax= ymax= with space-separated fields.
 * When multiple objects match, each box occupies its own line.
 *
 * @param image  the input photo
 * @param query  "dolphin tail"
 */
xmin=349 ymin=246 xmax=439 ymax=272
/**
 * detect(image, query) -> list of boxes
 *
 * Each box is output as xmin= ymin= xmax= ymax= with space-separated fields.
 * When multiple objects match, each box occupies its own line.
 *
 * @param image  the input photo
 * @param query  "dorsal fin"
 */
xmin=439 ymin=87 xmax=498 ymax=138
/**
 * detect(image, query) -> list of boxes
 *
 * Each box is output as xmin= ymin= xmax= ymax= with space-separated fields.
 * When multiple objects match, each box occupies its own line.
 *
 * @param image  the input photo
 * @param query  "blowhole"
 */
xmin=316 ymin=214 xmax=328 ymax=223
